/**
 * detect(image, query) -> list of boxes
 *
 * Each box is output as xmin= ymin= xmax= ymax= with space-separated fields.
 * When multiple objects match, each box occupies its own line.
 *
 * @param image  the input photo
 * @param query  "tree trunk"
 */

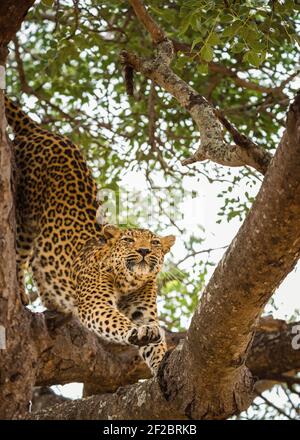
xmin=0 ymin=0 xmax=36 ymax=419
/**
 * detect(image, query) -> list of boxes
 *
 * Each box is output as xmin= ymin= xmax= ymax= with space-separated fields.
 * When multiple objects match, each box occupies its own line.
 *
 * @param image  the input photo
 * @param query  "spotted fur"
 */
xmin=5 ymin=96 xmax=175 ymax=373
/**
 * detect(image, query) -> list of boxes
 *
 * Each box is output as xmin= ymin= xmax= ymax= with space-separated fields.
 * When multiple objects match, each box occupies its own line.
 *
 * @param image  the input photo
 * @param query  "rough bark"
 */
xmin=247 ymin=320 xmax=300 ymax=381
xmin=164 ymin=94 xmax=300 ymax=419
xmin=26 ymin=317 xmax=300 ymax=412
xmin=0 ymin=85 xmax=37 ymax=418
xmin=30 ymin=313 xmax=299 ymax=394
xmin=29 ymin=95 xmax=300 ymax=419
xmin=0 ymin=1 xmax=35 ymax=64
xmin=31 ymin=387 xmax=69 ymax=413
xmin=0 ymin=0 xmax=36 ymax=420
xmin=29 ymin=316 xmax=300 ymax=418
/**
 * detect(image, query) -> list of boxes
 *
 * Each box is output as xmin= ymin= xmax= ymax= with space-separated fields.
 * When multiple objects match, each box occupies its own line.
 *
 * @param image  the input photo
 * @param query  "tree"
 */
xmin=0 ymin=0 xmax=300 ymax=420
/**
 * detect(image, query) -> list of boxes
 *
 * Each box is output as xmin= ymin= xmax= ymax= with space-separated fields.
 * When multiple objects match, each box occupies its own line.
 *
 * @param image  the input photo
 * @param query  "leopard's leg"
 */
xmin=139 ymin=339 xmax=167 ymax=375
xmin=75 ymin=273 xmax=162 ymax=346
xmin=16 ymin=258 xmax=29 ymax=306
xmin=16 ymin=206 xmax=42 ymax=306
xmin=30 ymin=237 xmax=75 ymax=316
xmin=118 ymin=282 xmax=167 ymax=375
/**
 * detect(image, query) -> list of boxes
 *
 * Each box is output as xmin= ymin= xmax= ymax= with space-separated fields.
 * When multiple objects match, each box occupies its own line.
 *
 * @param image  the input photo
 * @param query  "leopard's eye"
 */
xmin=151 ymin=239 xmax=161 ymax=246
xmin=122 ymin=236 xmax=135 ymax=243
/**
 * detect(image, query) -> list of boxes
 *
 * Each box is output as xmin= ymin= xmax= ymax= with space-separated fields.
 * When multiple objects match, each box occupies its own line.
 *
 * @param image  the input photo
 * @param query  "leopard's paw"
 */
xmin=126 ymin=324 xmax=163 ymax=347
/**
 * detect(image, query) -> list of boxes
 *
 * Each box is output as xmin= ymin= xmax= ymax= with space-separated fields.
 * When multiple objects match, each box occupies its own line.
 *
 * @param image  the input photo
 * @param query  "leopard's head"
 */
xmin=102 ymin=225 xmax=175 ymax=284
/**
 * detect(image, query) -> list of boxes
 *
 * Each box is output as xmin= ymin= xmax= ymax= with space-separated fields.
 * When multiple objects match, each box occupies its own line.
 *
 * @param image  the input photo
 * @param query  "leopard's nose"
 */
xmin=137 ymin=248 xmax=151 ymax=257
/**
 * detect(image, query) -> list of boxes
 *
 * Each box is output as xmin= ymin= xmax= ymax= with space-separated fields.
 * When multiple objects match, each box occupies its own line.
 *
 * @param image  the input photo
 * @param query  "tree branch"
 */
xmin=128 ymin=0 xmax=165 ymax=44
xmin=256 ymin=392 xmax=294 ymax=419
xmin=121 ymin=1 xmax=272 ymax=174
xmin=0 ymin=0 xmax=37 ymax=420
xmin=172 ymin=40 xmax=290 ymax=99
xmin=32 ymin=312 xmax=300 ymax=393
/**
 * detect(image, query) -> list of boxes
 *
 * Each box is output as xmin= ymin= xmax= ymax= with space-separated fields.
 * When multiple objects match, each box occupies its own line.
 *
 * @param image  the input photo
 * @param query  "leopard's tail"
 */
xmin=5 ymin=95 xmax=38 ymax=135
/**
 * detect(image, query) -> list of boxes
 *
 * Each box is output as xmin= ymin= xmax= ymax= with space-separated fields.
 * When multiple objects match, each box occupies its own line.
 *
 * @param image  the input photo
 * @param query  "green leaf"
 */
xmin=248 ymin=39 xmax=265 ymax=51
xmin=243 ymin=50 xmax=266 ymax=67
xmin=191 ymin=36 xmax=203 ymax=51
xmin=207 ymin=32 xmax=221 ymax=45
xmin=197 ymin=63 xmax=209 ymax=75
xmin=178 ymin=13 xmax=194 ymax=36
xmin=231 ymin=42 xmax=245 ymax=53
xmin=200 ymin=44 xmax=213 ymax=62
xmin=222 ymin=20 xmax=241 ymax=38
xmin=175 ymin=55 xmax=189 ymax=70
xmin=42 ymin=0 xmax=55 ymax=6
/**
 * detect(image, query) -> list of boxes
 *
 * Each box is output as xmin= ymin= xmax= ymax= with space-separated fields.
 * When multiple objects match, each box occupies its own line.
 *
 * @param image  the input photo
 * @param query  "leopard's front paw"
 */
xmin=126 ymin=324 xmax=163 ymax=347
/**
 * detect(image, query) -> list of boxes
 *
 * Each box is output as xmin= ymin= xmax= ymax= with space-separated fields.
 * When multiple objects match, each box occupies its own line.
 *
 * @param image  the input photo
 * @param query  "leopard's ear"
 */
xmin=102 ymin=224 xmax=121 ymax=239
xmin=161 ymin=235 xmax=176 ymax=253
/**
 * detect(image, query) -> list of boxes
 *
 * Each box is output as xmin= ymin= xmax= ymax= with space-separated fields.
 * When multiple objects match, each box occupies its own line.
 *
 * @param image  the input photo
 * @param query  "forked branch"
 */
xmin=124 ymin=0 xmax=272 ymax=174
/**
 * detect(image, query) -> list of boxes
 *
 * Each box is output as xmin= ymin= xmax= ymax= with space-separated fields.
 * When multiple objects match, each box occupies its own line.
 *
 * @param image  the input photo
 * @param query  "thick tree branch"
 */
xmin=0 ymin=0 xmax=35 ymax=62
xmin=121 ymin=1 xmax=272 ymax=174
xmin=247 ymin=319 xmax=300 ymax=381
xmin=2 ymin=0 xmax=299 ymax=420
xmin=26 ymin=314 xmax=300 ymax=410
xmin=0 ymin=0 xmax=37 ymax=420
xmin=32 ymin=312 xmax=300 ymax=394
xmin=32 ymin=311 xmax=148 ymax=392
xmin=128 ymin=0 xmax=165 ymax=44
xmin=29 ymin=94 xmax=300 ymax=420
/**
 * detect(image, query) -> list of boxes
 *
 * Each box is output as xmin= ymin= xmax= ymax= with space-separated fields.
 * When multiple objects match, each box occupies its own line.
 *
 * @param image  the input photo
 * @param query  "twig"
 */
xmin=13 ymin=38 xmax=116 ymax=135
xmin=263 ymin=374 xmax=300 ymax=386
xmin=283 ymin=386 xmax=299 ymax=414
xmin=172 ymin=40 xmax=288 ymax=98
xmin=54 ymin=0 xmax=61 ymax=34
xmin=148 ymin=81 xmax=156 ymax=148
xmin=176 ymin=245 xmax=228 ymax=266
xmin=128 ymin=0 xmax=165 ymax=44
xmin=256 ymin=392 xmax=294 ymax=419
xmin=214 ymin=108 xmax=272 ymax=175
xmin=279 ymin=68 xmax=300 ymax=90
xmin=13 ymin=37 xmax=77 ymax=122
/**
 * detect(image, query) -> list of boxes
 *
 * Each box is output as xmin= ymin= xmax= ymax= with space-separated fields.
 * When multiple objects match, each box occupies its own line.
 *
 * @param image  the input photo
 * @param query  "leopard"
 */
xmin=5 ymin=95 xmax=175 ymax=373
